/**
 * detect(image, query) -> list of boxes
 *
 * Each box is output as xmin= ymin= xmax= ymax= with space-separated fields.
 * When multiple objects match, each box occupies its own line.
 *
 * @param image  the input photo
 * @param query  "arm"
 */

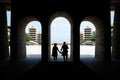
xmin=60 ymin=46 xmax=63 ymax=51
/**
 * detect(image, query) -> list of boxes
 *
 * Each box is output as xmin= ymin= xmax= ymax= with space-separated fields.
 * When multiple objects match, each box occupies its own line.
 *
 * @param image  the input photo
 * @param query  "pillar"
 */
xmin=41 ymin=20 xmax=49 ymax=62
xmin=95 ymin=19 xmax=111 ymax=62
xmin=10 ymin=17 xmax=26 ymax=61
xmin=112 ymin=4 xmax=120 ymax=60
xmin=17 ymin=26 xmax=26 ymax=60
xmin=0 ymin=5 xmax=9 ymax=60
xmin=72 ymin=19 xmax=80 ymax=62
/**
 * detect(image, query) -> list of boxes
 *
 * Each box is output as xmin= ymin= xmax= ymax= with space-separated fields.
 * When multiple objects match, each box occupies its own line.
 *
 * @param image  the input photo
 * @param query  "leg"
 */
xmin=63 ymin=56 xmax=65 ymax=62
xmin=55 ymin=56 xmax=57 ymax=62
xmin=66 ymin=55 xmax=68 ymax=61
xmin=53 ymin=57 xmax=55 ymax=61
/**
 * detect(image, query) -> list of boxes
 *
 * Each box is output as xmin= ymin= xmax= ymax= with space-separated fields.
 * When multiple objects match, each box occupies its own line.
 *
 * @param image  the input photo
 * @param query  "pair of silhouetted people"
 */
xmin=52 ymin=42 xmax=69 ymax=62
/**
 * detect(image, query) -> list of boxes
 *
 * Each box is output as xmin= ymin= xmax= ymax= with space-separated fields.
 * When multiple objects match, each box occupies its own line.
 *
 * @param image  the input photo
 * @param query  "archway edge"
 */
xmin=81 ymin=16 xmax=106 ymax=60
xmin=16 ymin=16 xmax=41 ymax=60
xmin=48 ymin=11 xmax=73 ymax=61
xmin=49 ymin=11 xmax=73 ymax=26
xmin=18 ymin=16 xmax=40 ymax=29
xmin=82 ymin=16 xmax=104 ymax=29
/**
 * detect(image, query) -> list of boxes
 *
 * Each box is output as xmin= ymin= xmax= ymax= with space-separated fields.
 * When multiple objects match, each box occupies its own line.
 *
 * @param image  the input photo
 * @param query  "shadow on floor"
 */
xmin=0 ymin=54 xmax=120 ymax=80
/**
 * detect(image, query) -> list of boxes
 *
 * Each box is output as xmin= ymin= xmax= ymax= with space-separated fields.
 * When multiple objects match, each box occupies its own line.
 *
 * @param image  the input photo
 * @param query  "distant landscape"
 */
xmin=26 ymin=45 xmax=95 ymax=57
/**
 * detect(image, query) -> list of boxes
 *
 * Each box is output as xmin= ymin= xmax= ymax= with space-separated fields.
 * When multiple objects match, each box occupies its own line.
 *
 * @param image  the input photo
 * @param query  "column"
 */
xmin=16 ymin=26 xmax=26 ymax=60
xmin=41 ymin=20 xmax=49 ymax=62
xmin=112 ymin=4 xmax=120 ymax=60
xmin=72 ymin=19 xmax=80 ymax=62
xmin=0 ymin=5 xmax=9 ymax=60
xmin=10 ymin=17 xmax=26 ymax=61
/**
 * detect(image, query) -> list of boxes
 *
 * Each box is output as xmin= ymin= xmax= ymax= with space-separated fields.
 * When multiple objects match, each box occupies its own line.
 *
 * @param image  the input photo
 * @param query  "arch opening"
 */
xmin=110 ymin=10 xmax=115 ymax=55
xmin=17 ymin=16 xmax=42 ymax=60
xmin=50 ymin=17 xmax=71 ymax=62
xmin=48 ymin=11 xmax=73 ymax=62
xmin=80 ymin=16 xmax=105 ymax=60
xmin=25 ymin=21 xmax=42 ymax=59
xmin=80 ymin=21 xmax=96 ymax=58
xmin=6 ymin=10 xmax=11 ymax=57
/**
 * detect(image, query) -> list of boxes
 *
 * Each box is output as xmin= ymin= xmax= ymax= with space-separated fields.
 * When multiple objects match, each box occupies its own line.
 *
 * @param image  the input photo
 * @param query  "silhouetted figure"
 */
xmin=52 ymin=43 xmax=60 ymax=62
xmin=61 ymin=42 xmax=69 ymax=62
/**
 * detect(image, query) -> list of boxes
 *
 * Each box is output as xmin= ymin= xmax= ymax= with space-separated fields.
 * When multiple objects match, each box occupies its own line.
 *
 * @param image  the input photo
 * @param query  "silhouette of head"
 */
xmin=63 ymin=42 xmax=66 ymax=45
xmin=54 ymin=43 xmax=57 ymax=46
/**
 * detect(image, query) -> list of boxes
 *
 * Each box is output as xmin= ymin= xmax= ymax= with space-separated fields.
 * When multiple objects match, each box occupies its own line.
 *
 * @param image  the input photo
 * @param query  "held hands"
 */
xmin=58 ymin=50 xmax=63 ymax=55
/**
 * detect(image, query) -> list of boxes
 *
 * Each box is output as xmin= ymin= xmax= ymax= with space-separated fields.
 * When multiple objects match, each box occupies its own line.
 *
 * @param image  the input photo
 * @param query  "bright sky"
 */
xmin=51 ymin=17 xmax=71 ymax=43
xmin=7 ymin=10 xmax=11 ymax=26
xmin=80 ymin=21 xmax=96 ymax=34
xmin=25 ymin=21 xmax=41 ymax=34
xmin=111 ymin=10 xmax=115 ymax=26
xmin=7 ymin=11 xmax=114 ymax=43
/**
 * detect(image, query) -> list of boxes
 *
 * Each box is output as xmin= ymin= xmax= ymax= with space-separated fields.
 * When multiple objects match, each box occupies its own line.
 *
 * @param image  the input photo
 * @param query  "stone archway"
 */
xmin=80 ymin=16 xmax=110 ymax=60
xmin=48 ymin=12 xmax=73 ymax=61
xmin=16 ymin=16 xmax=42 ymax=60
xmin=80 ymin=21 xmax=96 ymax=58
